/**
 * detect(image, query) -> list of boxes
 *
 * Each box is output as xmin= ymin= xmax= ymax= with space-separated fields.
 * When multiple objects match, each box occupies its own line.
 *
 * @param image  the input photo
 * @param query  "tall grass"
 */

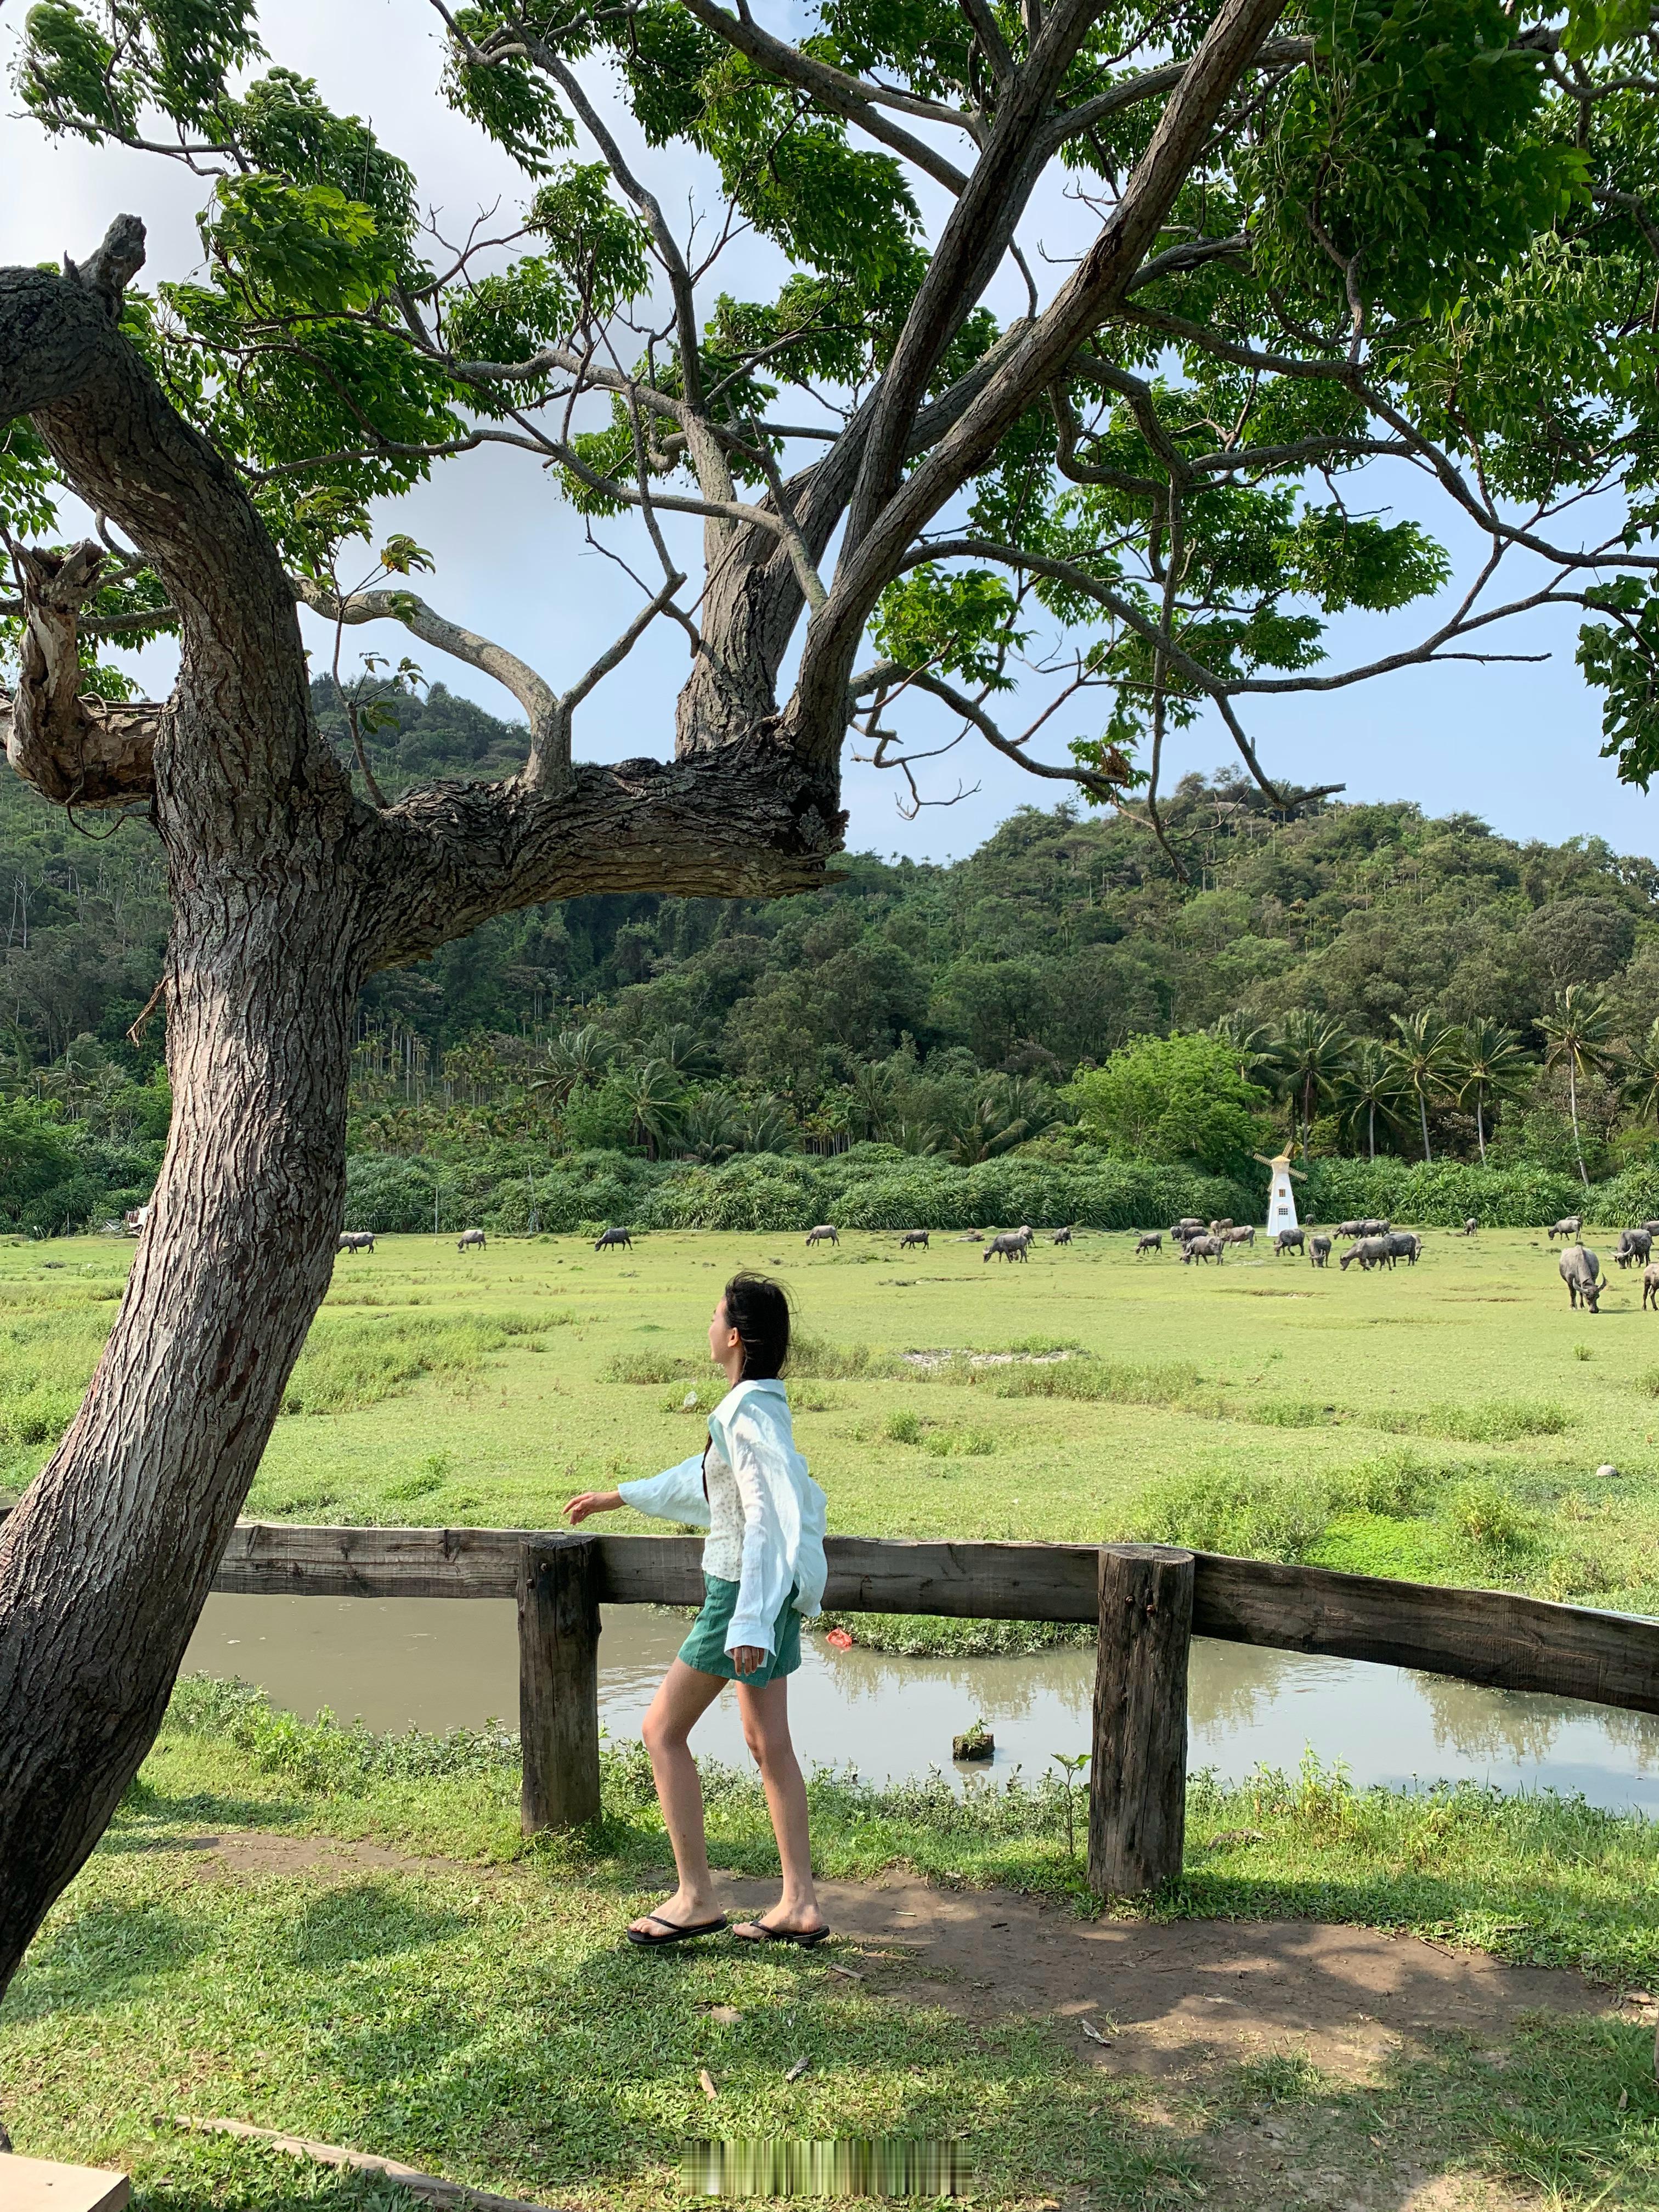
xmin=284 ymin=1311 xmax=543 ymax=1415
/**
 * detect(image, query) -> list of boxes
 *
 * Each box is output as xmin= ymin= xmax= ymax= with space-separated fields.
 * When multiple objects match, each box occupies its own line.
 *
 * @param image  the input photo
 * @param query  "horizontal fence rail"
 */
xmin=212 ymin=1523 xmax=1659 ymax=1718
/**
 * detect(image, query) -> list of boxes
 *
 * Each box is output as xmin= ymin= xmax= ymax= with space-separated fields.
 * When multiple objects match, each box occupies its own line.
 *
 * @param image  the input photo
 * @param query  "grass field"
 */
xmin=2 ymin=1680 xmax=1657 ymax=2211
xmin=5 ymin=1224 xmax=1659 ymax=1632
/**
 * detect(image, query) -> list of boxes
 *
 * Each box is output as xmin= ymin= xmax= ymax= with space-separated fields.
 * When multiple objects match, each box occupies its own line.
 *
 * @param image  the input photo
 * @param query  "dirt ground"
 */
xmin=171 ymin=1833 xmax=1633 ymax=2211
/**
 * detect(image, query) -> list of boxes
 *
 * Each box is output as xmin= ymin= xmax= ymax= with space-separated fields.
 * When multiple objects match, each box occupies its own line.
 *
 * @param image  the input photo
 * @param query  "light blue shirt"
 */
xmin=618 ymin=1377 xmax=828 ymax=1657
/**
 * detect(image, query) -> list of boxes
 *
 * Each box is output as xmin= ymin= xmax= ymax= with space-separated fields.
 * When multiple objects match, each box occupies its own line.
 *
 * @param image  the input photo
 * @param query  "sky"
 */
xmin=2 ymin=0 xmax=1656 ymax=866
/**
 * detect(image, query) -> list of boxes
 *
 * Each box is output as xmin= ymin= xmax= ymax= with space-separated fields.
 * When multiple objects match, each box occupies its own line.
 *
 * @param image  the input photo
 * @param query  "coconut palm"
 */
xmin=531 ymin=1023 xmax=613 ymax=1104
xmin=732 ymin=1096 xmax=797 ymax=1155
xmin=1270 ymin=1010 xmax=1353 ymax=1161
xmin=1540 ymin=984 xmax=1617 ymax=1189
xmin=615 ymin=1057 xmax=682 ymax=1160
xmin=1333 ymin=1037 xmax=1405 ymax=1161
xmin=1621 ymin=1019 xmax=1659 ymax=1129
xmin=1385 ymin=1012 xmax=1461 ymax=1164
xmin=1449 ymin=1019 xmax=1532 ymax=1165
xmin=1208 ymin=1011 xmax=1278 ymax=1087
xmin=651 ymin=1023 xmax=720 ymax=1079
xmin=675 ymin=1092 xmax=740 ymax=1165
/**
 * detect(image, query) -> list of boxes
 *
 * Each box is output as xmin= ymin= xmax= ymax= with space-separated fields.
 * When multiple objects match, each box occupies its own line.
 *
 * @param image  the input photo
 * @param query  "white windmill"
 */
xmin=1254 ymin=1150 xmax=1307 ymax=1237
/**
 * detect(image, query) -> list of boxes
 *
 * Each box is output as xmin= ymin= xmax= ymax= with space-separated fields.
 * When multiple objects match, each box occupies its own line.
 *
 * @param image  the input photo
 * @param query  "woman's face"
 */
xmin=709 ymin=1296 xmax=741 ymax=1369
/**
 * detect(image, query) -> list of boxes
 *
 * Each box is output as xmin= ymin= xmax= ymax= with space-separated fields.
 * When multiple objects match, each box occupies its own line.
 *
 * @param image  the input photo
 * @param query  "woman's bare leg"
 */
xmin=633 ymin=1658 xmax=727 ymax=1936
xmin=732 ymin=1675 xmax=825 ymax=1936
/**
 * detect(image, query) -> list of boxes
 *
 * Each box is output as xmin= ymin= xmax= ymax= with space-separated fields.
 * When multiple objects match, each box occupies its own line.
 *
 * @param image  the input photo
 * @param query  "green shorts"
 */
xmin=679 ymin=1573 xmax=802 ymax=1684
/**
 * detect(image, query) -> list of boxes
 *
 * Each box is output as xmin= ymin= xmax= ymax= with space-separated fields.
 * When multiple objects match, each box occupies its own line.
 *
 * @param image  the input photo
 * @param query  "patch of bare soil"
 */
xmin=712 ymin=1871 xmax=1604 ymax=2081
xmin=154 ymin=1830 xmax=502 ymax=1883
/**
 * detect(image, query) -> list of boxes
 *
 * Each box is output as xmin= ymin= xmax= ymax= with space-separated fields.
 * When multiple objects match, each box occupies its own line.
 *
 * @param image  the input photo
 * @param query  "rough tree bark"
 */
xmin=0 ymin=224 xmax=838 ymax=2006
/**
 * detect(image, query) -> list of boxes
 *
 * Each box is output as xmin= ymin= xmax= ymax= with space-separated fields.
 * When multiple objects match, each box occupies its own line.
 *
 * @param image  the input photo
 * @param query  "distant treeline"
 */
xmin=8 ymin=681 xmax=1659 ymax=1233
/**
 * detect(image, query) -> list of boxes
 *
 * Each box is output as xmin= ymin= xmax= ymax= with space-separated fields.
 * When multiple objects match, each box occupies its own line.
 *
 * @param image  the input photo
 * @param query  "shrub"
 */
xmin=1302 ymin=1158 xmax=1582 ymax=1229
xmin=1444 ymin=1476 xmax=1538 ymax=1558
xmin=1129 ymin=1468 xmax=1334 ymax=1561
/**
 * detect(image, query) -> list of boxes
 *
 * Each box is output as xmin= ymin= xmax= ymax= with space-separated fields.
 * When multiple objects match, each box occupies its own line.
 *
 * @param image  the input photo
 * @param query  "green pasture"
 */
xmin=5 ymin=1225 xmax=1659 ymax=1627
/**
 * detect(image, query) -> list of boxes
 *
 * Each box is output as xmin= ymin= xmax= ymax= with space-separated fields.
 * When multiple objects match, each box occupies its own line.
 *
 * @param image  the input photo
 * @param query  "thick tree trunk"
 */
xmin=0 ymin=857 xmax=360 ymax=1994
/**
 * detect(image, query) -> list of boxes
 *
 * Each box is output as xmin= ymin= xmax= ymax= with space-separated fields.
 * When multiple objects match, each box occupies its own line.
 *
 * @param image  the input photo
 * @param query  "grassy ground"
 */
xmin=5 ymin=1226 xmax=1659 ymax=1632
xmin=3 ymin=1680 xmax=1658 ymax=2211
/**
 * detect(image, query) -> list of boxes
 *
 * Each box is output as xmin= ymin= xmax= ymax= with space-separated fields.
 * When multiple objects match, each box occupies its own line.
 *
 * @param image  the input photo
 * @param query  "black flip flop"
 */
xmin=626 ymin=1912 xmax=729 ymax=1948
xmin=733 ymin=1920 xmax=831 ymax=1948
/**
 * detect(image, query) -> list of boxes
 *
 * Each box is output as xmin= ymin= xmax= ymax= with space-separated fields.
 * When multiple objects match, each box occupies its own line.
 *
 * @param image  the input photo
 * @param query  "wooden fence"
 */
xmin=201 ymin=1523 xmax=1659 ymax=1895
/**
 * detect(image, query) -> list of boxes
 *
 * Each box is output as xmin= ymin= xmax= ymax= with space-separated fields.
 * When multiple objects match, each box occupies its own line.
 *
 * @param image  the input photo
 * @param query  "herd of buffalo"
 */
xmin=331 ymin=1209 xmax=1659 ymax=1310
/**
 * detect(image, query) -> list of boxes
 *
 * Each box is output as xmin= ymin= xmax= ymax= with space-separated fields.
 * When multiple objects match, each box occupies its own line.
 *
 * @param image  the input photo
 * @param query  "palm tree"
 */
xmin=849 ymin=1061 xmax=896 ymax=1141
xmin=1208 ymin=1011 xmax=1278 ymax=1087
xmin=1449 ymin=1019 xmax=1531 ymax=1165
xmin=1334 ymin=1037 xmax=1404 ymax=1161
xmin=616 ymin=1057 xmax=682 ymax=1159
xmin=732 ymin=1096 xmax=797 ymax=1154
xmin=531 ymin=1023 xmax=613 ymax=1104
xmin=1271 ymin=1010 xmax=1353 ymax=1161
xmin=1621 ymin=1019 xmax=1659 ymax=1130
xmin=652 ymin=1023 xmax=719 ymax=1079
xmin=1540 ymin=984 xmax=1617 ymax=1189
xmin=1385 ymin=1012 xmax=1460 ymax=1164
xmin=675 ymin=1092 xmax=740 ymax=1164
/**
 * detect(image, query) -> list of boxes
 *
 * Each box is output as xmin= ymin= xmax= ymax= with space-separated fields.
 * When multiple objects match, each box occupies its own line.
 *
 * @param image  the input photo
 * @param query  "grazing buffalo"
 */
xmin=1209 ymin=1218 xmax=1234 ymax=1235
xmin=1052 ymin=1226 xmax=1073 ymax=1246
xmin=1644 ymin=1262 xmax=1659 ymax=1311
xmin=336 ymin=1231 xmax=375 ymax=1255
xmin=1135 ymin=1232 xmax=1162 ymax=1256
xmin=805 ymin=1223 xmax=839 ymax=1246
xmin=456 ymin=1228 xmax=486 ymax=1251
xmin=1384 ymin=1231 xmax=1421 ymax=1266
xmin=1548 ymin=1216 xmax=1584 ymax=1242
xmin=1308 ymin=1233 xmax=1332 ymax=1268
xmin=1616 ymin=1228 xmax=1654 ymax=1269
xmin=1643 ymin=1220 xmax=1659 ymax=1239
xmin=1462 ymin=1217 xmax=1479 ymax=1236
xmin=899 ymin=1229 xmax=930 ymax=1249
xmin=1173 ymin=1217 xmax=1205 ymax=1232
xmin=1182 ymin=1233 xmax=1224 ymax=1265
xmin=958 ymin=1232 xmax=984 ymax=1243
xmin=1340 ymin=1235 xmax=1393 ymax=1272
xmin=1335 ymin=1220 xmax=1368 ymax=1239
xmin=1223 ymin=1224 xmax=1256 ymax=1247
xmin=983 ymin=1231 xmax=1030 ymax=1263
xmin=594 ymin=1226 xmax=633 ymax=1251
xmin=1559 ymin=1244 xmax=1603 ymax=1311
xmin=1274 ymin=1227 xmax=1305 ymax=1255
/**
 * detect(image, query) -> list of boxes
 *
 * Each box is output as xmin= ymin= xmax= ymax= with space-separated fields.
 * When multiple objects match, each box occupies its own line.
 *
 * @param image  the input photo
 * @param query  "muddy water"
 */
xmin=183 ymin=1594 xmax=1659 ymax=1815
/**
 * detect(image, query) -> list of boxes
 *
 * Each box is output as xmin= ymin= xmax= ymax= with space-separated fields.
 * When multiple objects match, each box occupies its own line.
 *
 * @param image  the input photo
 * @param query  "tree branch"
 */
xmin=1 ymin=542 xmax=159 ymax=807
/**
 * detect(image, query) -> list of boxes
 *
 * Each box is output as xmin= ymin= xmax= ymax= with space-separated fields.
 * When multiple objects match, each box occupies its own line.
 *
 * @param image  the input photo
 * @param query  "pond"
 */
xmin=182 ymin=1593 xmax=1659 ymax=1814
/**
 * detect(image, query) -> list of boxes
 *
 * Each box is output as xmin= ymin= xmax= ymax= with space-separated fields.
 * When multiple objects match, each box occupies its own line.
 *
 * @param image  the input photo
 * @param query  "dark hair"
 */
xmin=723 ymin=1273 xmax=791 ymax=1380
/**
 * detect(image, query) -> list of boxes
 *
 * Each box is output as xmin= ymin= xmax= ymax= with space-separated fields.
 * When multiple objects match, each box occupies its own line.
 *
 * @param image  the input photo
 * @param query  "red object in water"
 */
xmin=825 ymin=1628 xmax=854 ymax=1650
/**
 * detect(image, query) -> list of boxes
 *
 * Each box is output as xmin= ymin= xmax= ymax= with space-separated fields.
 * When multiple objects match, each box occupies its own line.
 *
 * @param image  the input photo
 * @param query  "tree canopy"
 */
xmin=12 ymin=0 xmax=1659 ymax=826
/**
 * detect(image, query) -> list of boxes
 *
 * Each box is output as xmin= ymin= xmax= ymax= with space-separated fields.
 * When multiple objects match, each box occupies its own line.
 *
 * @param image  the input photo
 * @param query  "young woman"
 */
xmin=565 ymin=1272 xmax=830 ymax=1948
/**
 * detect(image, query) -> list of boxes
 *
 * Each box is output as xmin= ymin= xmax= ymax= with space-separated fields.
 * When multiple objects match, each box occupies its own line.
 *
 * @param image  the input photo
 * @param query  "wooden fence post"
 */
xmin=518 ymin=1536 xmax=601 ymax=1835
xmin=1088 ymin=1543 xmax=1194 ymax=1897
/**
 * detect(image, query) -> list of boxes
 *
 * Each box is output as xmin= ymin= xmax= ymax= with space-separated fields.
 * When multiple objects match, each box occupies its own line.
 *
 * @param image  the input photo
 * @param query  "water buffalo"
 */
xmin=456 ymin=1228 xmax=486 ymax=1251
xmin=805 ymin=1224 xmax=839 ymax=1246
xmin=1339 ymin=1235 xmax=1392 ymax=1272
xmin=1643 ymin=1220 xmax=1659 ymax=1239
xmin=1644 ymin=1262 xmax=1659 ymax=1311
xmin=595 ymin=1226 xmax=633 ymax=1251
xmin=1559 ymin=1243 xmax=1603 ymax=1311
xmin=1462 ymin=1217 xmax=1479 ymax=1236
xmin=1335 ymin=1220 xmax=1368 ymax=1239
xmin=1182 ymin=1234 xmax=1224 ymax=1265
xmin=1274 ymin=1227 xmax=1305 ymax=1255
xmin=1384 ymin=1231 xmax=1421 ymax=1266
xmin=1209 ymin=1217 xmax=1234 ymax=1235
xmin=1135 ymin=1232 xmax=1162 ymax=1256
xmin=1616 ymin=1228 xmax=1654 ymax=1269
xmin=1548 ymin=1216 xmax=1584 ymax=1242
xmin=1052 ymin=1226 xmax=1073 ymax=1246
xmin=899 ymin=1229 xmax=930 ymax=1249
xmin=1308 ymin=1234 xmax=1332 ymax=1268
xmin=958 ymin=1232 xmax=984 ymax=1243
xmin=336 ymin=1231 xmax=375 ymax=1255
xmin=1223 ymin=1224 xmax=1256 ymax=1247
xmin=983 ymin=1231 xmax=1030 ymax=1263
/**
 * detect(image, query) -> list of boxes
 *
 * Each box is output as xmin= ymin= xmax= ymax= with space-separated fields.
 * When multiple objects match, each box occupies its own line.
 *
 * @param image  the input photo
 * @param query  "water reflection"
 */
xmin=182 ymin=1594 xmax=1659 ymax=1817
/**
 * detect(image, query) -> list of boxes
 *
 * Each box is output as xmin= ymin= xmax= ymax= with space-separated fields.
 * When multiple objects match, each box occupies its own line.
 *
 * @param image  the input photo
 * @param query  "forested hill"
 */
xmin=4 ymin=678 xmax=1656 ymax=1087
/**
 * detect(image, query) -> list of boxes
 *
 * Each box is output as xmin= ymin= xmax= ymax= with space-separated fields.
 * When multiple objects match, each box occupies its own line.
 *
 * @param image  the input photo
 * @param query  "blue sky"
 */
xmin=3 ymin=0 xmax=1655 ymax=866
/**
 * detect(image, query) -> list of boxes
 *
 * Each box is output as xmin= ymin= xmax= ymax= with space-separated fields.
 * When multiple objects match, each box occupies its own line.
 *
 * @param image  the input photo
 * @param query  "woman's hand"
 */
xmin=731 ymin=1645 xmax=768 ymax=1677
xmin=565 ymin=1489 xmax=624 ymax=1525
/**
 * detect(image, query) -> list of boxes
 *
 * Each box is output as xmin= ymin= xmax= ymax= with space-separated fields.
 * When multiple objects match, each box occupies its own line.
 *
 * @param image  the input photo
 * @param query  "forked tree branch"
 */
xmin=1 ymin=541 xmax=159 ymax=806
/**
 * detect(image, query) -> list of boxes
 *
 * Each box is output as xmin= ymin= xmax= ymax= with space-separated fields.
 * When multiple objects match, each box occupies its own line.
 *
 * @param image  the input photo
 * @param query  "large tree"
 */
xmin=3 ymin=0 xmax=1659 ymax=2009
